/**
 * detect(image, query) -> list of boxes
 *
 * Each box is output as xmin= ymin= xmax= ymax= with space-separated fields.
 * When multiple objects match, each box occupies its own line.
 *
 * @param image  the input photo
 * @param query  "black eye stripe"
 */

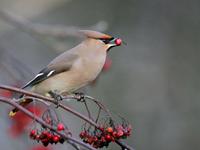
xmin=99 ymin=37 xmax=114 ymax=44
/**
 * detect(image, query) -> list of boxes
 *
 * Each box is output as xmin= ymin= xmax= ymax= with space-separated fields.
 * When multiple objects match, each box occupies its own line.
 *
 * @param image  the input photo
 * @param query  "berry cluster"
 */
xmin=79 ymin=124 xmax=132 ymax=148
xmin=29 ymin=123 xmax=65 ymax=147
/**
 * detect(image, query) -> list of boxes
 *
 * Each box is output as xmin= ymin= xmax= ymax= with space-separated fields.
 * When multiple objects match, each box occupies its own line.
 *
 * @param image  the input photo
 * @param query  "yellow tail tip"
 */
xmin=9 ymin=111 xmax=16 ymax=117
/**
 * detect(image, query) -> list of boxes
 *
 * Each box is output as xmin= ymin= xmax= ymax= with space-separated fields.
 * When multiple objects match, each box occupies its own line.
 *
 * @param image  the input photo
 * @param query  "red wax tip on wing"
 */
xmin=115 ymin=38 xmax=122 ymax=46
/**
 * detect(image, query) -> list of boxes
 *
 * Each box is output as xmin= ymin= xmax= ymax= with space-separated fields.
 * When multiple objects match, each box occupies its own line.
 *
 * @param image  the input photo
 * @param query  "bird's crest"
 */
xmin=79 ymin=30 xmax=112 ymax=39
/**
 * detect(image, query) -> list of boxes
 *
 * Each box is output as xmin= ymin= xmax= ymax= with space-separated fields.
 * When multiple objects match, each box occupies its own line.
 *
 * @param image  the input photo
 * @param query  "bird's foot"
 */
xmin=49 ymin=91 xmax=63 ymax=108
xmin=74 ymin=92 xmax=85 ymax=102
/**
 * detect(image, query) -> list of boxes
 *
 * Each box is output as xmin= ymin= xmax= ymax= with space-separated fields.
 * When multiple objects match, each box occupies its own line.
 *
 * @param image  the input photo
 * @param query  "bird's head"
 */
xmin=79 ymin=30 xmax=123 ymax=51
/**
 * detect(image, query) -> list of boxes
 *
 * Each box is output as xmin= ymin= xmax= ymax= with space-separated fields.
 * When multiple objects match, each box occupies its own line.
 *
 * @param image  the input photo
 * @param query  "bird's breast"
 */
xmin=73 ymin=52 xmax=106 ymax=82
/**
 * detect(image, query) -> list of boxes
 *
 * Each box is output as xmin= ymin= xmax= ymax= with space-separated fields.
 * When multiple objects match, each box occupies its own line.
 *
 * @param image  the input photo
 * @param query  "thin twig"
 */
xmin=25 ymin=96 xmax=51 ymax=106
xmin=84 ymin=95 xmax=112 ymax=118
xmin=95 ymin=107 xmax=101 ymax=123
xmin=115 ymin=140 xmax=135 ymax=150
xmin=83 ymin=100 xmax=94 ymax=121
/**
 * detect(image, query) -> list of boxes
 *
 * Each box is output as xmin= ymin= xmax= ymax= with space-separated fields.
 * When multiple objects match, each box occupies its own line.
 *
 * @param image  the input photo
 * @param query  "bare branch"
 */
xmin=0 ymin=10 xmax=108 ymax=38
xmin=25 ymin=96 xmax=51 ymax=106
xmin=115 ymin=140 xmax=135 ymax=150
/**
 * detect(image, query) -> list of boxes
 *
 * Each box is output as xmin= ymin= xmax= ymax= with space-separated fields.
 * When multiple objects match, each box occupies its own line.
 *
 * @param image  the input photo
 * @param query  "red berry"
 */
xmin=116 ymin=130 xmax=124 ymax=138
xmin=42 ymin=131 xmax=48 ymax=136
xmin=101 ymin=137 xmax=106 ymax=143
xmin=87 ymin=137 xmax=93 ymax=144
xmin=79 ymin=131 xmax=86 ymax=139
xmin=105 ymin=135 xmax=112 ymax=142
xmin=124 ymin=125 xmax=132 ymax=136
xmin=112 ymin=131 xmax=117 ymax=138
xmin=29 ymin=130 xmax=37 ymax=139
xmin=115 ymin=38 xmax=122 ymax=46
xmin=93 ymin=136 xmax=98 ymax=142
xmin=106 ymin=127 xmax=113 ymax=133
xmin=53 ymin=135 xmax=60 ymax=143
xmin=46 ymin=132 xmax=52 ymax=139
xmin=39 ymin=134 xmax=45 ymax=140
xmin=99 ymin=127 xmax=104 ymax=132
xmin=57 ymin=123 xmax=65 ymax=131
xmin=36 ymin=135 xmax=40 ymax=141
xmin=30 ymin=130 xmax=36 ymax=136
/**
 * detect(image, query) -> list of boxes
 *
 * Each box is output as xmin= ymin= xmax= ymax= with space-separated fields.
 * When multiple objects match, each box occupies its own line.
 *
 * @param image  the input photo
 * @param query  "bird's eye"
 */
xmin=99 ymin=37 xmax=114 ymax=44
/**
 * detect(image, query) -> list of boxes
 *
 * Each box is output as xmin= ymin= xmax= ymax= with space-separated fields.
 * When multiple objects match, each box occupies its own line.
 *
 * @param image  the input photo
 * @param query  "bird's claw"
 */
xmin=74 ymin=92 xmax=85 ymax=102
xmin=49 ymin=91 xmax=63 ymax=108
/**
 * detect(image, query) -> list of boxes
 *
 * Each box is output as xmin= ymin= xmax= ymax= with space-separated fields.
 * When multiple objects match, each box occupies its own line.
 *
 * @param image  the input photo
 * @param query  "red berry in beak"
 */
xmin=115 ymin=38 xmax=122 ymax=46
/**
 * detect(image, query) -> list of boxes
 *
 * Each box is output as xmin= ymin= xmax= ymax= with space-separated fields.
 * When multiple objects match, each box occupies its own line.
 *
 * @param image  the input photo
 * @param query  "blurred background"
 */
xmin=0 ymin=0 xmax=199 ymax=150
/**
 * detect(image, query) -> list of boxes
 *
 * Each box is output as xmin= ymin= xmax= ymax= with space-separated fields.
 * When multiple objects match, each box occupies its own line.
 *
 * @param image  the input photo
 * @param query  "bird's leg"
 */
xmin=74 ymin=92 xmax=85 ymax=102
xmin=48 ymin=91 xmax=63 ymax=108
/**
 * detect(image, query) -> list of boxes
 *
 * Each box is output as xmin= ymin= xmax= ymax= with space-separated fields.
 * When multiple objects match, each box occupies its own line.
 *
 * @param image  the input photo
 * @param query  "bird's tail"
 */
xmin=9 ymin=84 xmax=33 ymax=117
xmin=9 ymin=96 xmax=33 ymax=117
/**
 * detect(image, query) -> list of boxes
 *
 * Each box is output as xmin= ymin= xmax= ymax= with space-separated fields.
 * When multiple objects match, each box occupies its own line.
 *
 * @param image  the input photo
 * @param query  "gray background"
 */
xmin=0 ymin=0 xmax=199 ymax=150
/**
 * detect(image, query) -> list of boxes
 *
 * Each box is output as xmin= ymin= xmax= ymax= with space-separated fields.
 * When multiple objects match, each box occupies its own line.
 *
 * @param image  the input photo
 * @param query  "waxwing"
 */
xmin=9 ymin=30 xmax=122 ymax=116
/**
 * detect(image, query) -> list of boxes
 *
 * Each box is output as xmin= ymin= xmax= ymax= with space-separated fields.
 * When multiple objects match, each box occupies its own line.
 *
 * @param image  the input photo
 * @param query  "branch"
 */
xmin=116 ymin=140 xmax=135 ymax=150
xmin=0 ymin=85 xmax=134 ymax=150
xmin=0 ymin=10 xmax=108 ymax=38
xmin=0 ymin=85 xmax=99 ymax=128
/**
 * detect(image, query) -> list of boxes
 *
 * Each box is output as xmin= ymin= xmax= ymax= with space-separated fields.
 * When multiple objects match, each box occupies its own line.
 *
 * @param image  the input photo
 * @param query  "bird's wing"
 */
xmin=22 ymin=53 xmax=78 ymax=89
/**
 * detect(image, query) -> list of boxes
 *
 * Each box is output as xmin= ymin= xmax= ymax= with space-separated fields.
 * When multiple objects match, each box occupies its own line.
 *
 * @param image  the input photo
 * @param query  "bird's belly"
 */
xmin=33 ymin=69 xmax=98 ymax=95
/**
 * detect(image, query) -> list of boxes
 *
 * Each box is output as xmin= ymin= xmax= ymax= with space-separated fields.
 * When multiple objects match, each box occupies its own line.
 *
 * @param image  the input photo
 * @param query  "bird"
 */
xmin=9 ymin=30 xmax=122 ymax=117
